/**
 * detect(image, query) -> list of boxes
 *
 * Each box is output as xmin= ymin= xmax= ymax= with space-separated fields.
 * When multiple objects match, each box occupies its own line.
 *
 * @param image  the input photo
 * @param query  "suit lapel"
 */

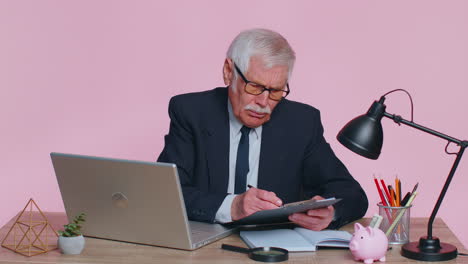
xmin=258 ymin=102 xmax=288 ymax=195
xmin=204 ymin=89 xmax=230 ymax=192
xmin=258 ymin=121 xmax=277 ymax=191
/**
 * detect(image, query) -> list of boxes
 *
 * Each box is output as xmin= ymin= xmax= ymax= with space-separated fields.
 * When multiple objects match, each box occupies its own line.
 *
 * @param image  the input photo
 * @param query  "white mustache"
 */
xmin=244 ymin=104 xmax=271 ymax=114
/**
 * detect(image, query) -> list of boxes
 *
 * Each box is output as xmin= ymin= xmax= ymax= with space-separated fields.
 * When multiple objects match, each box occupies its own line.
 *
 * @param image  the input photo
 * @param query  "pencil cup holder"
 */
xmin=377 ymin=203 xmax=412 ymax=244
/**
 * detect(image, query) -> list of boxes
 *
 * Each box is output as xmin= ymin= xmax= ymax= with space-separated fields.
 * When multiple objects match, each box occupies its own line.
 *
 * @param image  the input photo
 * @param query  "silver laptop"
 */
xmin=51 ymin=152 xmax=236 ymax=250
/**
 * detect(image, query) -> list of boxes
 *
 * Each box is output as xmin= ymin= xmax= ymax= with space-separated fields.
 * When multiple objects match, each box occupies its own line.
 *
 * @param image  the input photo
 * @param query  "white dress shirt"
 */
xmin=214 ymin=100 xmax=262 ymax=223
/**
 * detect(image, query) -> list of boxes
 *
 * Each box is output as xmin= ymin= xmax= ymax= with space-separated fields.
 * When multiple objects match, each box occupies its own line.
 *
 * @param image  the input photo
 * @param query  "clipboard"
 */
xmin=233 ymin=197 xmax=341 ymax=225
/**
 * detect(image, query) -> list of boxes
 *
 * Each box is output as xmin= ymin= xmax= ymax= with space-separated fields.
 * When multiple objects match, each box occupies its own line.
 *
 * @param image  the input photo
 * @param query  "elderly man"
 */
xmin=158 ymin=29 xmax=368 ymax=230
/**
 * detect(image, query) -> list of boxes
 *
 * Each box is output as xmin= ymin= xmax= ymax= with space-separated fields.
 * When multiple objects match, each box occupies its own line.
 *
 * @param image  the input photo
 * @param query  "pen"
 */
xmin=401 ymin=183 xmax=418 ymax=205
xmin=401 ymin=192 xmax=411 ymax=205
xmin=247 ymin=184 xmax=254 ymax=189
xmin=411 ymin=183 xmax=419 ymax=194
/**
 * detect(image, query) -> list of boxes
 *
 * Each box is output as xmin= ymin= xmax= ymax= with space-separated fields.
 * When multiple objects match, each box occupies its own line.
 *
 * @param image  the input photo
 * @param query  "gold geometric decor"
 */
xmin=1 ymin=198 xmax=58 ymax=257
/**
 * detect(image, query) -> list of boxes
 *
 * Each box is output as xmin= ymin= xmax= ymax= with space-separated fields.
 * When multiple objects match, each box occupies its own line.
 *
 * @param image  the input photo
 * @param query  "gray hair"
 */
xmin=226 ymin=28 xmax=296 ymax=81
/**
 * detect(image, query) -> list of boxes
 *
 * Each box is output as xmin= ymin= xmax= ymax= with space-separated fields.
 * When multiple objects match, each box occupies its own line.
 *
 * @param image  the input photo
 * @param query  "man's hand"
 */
xmin=288 ymin=195 xmax=334 ymax=231
xmin=231 ymin=187 xmax=283 ymax=221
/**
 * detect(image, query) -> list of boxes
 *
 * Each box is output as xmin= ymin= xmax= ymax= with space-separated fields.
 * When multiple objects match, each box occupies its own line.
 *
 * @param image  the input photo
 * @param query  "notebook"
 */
xmin=240 ymin=228 xmax=352 ymax=252
xmin=51 ymin=152 xmax=236 ymax=250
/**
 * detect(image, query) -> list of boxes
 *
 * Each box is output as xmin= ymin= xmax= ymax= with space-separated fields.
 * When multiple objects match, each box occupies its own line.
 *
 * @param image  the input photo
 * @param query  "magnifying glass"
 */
xmin=221 ymin=244 xmax=288 ymax=262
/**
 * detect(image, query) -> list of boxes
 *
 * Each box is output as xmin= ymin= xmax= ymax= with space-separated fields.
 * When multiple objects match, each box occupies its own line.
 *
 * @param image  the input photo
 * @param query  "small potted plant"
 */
xmin=57 ymin=212 xmax=86 ymax=254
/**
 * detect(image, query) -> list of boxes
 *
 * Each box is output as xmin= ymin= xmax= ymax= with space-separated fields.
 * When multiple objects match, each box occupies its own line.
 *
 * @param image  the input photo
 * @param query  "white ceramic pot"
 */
xmin=58 ymin=235 xmax=85 ymax=254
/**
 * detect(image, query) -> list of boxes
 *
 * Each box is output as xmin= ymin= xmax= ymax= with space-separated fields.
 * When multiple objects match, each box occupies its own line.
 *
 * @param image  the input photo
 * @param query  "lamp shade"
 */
xmin=337 ymin=99 xmax=387 ymax=160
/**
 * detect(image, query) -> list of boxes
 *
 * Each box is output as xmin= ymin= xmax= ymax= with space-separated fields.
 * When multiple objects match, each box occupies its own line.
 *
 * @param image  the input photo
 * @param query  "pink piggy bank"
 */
xmin=349 ymin=223 xmax=388 ymax=264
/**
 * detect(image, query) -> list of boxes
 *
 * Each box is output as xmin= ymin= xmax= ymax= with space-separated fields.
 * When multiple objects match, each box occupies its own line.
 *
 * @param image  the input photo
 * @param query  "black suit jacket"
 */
xmin=157 ymin=87 xmax=368 ymax=228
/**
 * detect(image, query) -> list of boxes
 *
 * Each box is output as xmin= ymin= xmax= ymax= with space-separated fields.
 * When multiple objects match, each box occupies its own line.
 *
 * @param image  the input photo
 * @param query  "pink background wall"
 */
xmin=1 ymin=1 xmax=467 ymax=248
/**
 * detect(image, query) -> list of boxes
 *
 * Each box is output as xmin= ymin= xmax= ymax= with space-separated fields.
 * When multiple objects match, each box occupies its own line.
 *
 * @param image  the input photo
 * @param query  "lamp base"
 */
xmin=401 ymin=236 xmax=457 ymax=261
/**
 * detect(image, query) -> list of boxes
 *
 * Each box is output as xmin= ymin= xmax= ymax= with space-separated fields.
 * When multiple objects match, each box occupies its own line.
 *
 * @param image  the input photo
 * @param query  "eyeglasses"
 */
xmin=233 ymin=63 xmax=290 ymax=101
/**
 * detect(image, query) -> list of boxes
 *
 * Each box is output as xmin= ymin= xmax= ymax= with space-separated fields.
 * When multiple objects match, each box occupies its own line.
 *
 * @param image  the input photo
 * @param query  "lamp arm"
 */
xmin=383 ymin=112 xmax=462 ymax=145
xmin=383 ymin=112 xmax=468 ymax=239
xmin=426 ymin=146 xmax=465 ymax=238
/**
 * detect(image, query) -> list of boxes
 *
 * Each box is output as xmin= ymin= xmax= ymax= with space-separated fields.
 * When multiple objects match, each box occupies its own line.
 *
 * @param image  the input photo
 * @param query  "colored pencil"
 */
xmin=381 ymin=179 xmax=392 ymax=206
xmin=374 ymin=177 xmax=387 ymax=206
xmin=395 ymin=177 xmax=401 ymax=207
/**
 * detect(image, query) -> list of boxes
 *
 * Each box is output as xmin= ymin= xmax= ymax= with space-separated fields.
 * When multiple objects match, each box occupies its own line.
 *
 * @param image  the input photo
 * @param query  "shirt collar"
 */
xmin=227 ymin=99 xmax=262 ymax=139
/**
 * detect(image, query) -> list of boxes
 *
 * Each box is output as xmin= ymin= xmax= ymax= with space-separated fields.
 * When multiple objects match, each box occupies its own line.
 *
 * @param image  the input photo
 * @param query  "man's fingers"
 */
xmin=255 ymin=189 xmax=282 ymax=206
xmin=288 ymin=200 xmax=335 ymax=231
xmin=306 ymin=206 xmax=333 ymax=217
xmin=231 ymin=188 xmax=284 ymax=221
xmin=289 ymin=213 xmax=320 ymax=224
xmin=288 ymin=213 xmax=329 ymax=231
xmin=251 ymin=199 xmax=281 ymax=211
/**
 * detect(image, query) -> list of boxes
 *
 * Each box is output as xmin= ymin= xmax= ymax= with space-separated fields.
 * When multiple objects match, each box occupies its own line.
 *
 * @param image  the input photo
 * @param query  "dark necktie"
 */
xmin=234 ymin=126 xmax=251 ymax=194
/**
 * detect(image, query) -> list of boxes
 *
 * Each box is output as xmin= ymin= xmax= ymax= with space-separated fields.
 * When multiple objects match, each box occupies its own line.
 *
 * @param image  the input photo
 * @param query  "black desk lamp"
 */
xmin=337 ymin=89 xmax=467 ymax=261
